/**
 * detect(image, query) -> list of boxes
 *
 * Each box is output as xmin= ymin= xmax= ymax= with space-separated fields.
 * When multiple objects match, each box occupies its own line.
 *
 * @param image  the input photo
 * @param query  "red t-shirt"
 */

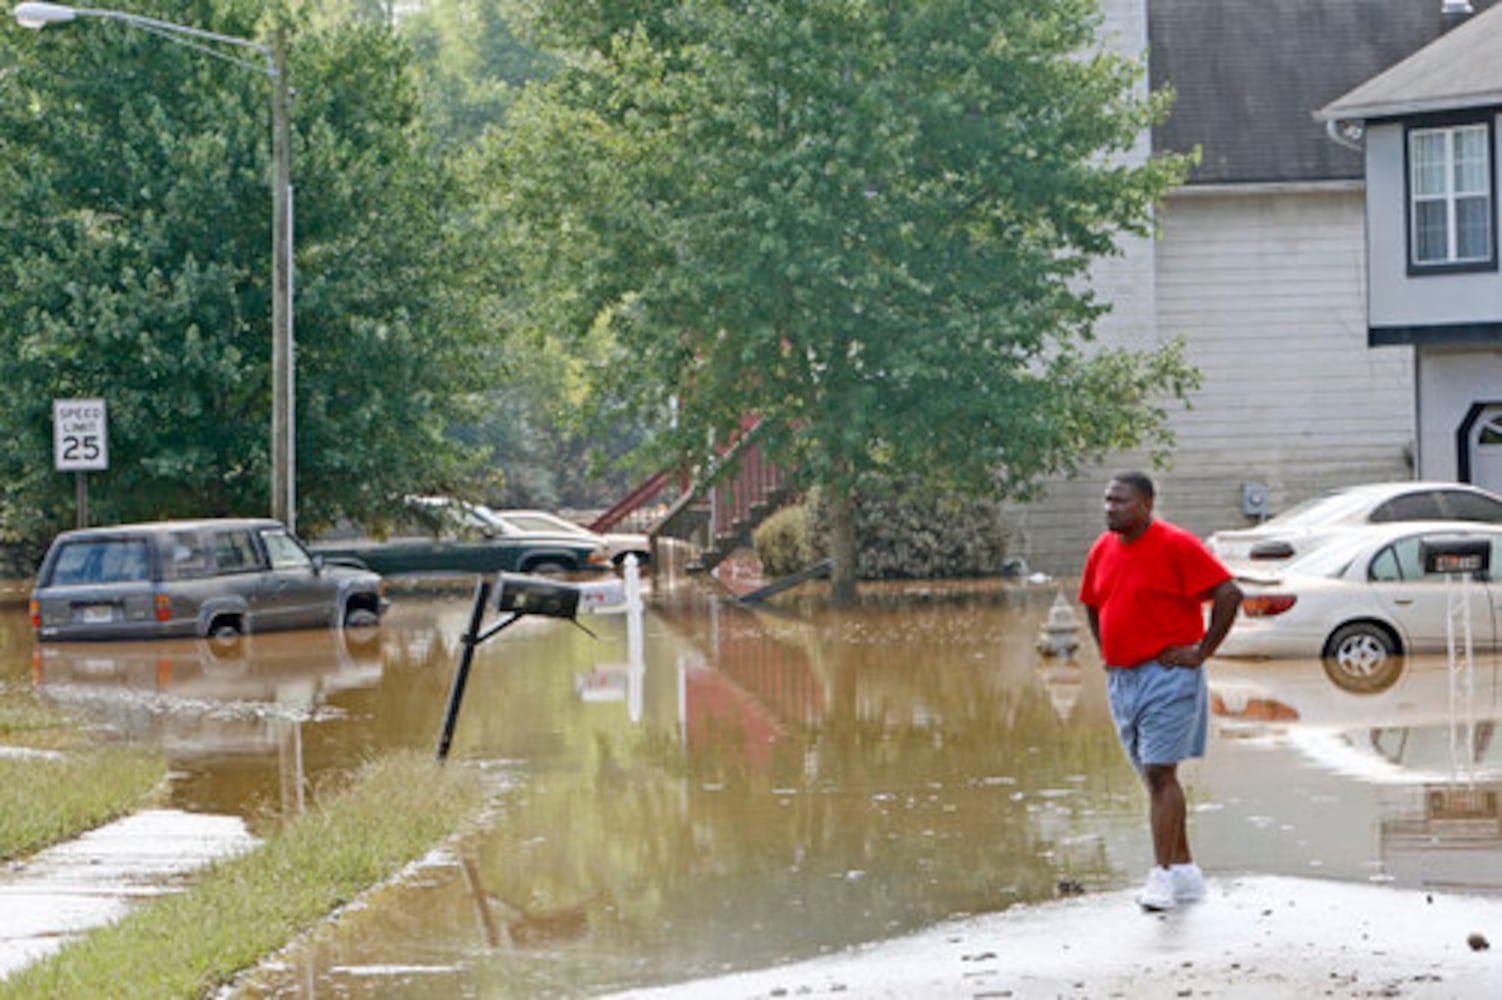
xmin=1078 ymin=519 xmax=1232 ymax=668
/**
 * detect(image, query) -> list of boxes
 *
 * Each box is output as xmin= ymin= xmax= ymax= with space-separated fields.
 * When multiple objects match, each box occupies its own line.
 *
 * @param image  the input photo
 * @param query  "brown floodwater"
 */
xmin=3 ymin=578 xmax=1500 ymax=997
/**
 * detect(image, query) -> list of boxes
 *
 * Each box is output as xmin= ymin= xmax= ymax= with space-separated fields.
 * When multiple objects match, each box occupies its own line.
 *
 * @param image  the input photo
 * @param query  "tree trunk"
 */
xmin=828 ymin=479 xmax=858 ymax=605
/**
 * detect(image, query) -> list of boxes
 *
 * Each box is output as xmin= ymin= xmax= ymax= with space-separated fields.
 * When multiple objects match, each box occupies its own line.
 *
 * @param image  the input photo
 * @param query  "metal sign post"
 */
xmin=435 ymin=573 xmax=626 ymax=761
xmin=1421 ymin=537 xmax=1489 ymax=783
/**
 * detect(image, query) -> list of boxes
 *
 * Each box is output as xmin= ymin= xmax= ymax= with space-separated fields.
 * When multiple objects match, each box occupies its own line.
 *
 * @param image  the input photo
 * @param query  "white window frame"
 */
xmin=1407 ymin=120 xmax=1495 ymax=271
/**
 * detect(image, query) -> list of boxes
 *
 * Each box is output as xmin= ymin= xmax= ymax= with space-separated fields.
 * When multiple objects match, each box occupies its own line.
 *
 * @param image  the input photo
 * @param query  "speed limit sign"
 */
xmin=53 ymin=398 xmax=109 ymax=471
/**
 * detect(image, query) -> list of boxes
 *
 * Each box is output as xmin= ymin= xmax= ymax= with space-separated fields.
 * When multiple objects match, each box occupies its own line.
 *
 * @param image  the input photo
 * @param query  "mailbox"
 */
xmin=1419 ymin=537 xmax=1491 ymax=576
xmin=494 ymin=573 xmax=581 ymax=619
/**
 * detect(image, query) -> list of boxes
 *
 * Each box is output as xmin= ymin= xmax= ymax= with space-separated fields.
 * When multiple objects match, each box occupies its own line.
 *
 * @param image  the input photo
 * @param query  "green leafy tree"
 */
xmin=401 ymin=0 xmax=556 ymax=149
xmin=398 ymin=0 xmax=644 ymax=509
xmin=483 ymin=0 xmax=1198 ymax=600
xmin=447 ymin=330 xmax=648 ymax=510
xmin=0 ymin=1 xmax=497 ymax=553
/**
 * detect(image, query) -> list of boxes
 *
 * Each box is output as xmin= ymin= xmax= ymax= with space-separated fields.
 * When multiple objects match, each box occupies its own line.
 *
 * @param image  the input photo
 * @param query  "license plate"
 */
xmin=78 ymin=605 xmax=117 ymax=624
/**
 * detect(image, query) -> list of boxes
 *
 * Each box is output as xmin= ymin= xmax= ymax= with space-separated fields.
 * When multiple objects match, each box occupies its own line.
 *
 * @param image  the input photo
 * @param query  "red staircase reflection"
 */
xmin=659 ymin=597 xmax=827 ymax=774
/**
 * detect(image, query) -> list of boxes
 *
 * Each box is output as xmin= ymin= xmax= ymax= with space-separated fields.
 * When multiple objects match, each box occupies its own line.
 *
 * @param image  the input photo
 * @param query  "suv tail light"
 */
xmin=29 ymin=598 xmax=40 ymax=629
xmin=1243 ymin=593 xmax=1297 ymax=617
xmin=154 ymin=592 xmax=172 ymax=622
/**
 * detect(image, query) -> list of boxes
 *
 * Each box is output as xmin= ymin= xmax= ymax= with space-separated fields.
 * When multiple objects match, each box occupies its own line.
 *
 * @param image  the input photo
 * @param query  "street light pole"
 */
xmin=13 ymin=2 xmax=296 ymax=531
xmin=270 ymin=26 xmax=294 ymax=531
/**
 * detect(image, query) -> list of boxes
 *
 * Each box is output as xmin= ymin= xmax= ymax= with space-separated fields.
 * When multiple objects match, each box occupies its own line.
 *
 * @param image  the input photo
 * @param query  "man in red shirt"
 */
xmin=1079 ymin=472 xmax=1242 ymax=911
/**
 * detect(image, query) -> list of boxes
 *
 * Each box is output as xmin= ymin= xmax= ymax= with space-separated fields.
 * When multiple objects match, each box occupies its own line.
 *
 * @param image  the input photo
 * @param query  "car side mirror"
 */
xmin=311 ymin=554 xmax=325 ymax=575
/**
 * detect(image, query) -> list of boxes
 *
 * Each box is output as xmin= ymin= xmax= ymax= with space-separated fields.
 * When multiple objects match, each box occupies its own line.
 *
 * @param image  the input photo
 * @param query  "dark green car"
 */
xmin=307 ymin=532 xmax=612 ymax=577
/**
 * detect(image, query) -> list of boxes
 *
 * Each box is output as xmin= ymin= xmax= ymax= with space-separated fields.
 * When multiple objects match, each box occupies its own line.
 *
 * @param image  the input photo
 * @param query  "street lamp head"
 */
xmin=13 ymin=3 xmax=78 ymax=29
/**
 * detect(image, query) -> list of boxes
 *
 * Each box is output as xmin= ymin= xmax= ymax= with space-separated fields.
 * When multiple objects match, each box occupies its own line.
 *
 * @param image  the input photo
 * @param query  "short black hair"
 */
xmin=1112 ymin=470 xmax=1155 ymax=501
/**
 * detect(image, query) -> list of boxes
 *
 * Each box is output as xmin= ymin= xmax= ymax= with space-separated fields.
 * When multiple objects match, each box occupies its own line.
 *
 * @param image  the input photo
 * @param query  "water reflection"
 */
xmin=7 ymin=581 xmax=1502 ymax=997
xmin=28 ymin=627 xmax=384 ymax=819
xmin=1208 ymin=649 xmax=1502 ymax=892
xmin=225 ymin=585 xmax=1150 ymax=997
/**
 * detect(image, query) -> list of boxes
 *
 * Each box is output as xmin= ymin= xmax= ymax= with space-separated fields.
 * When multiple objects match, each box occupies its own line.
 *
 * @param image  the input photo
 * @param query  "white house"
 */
xmin=1316 ymin=3 xmax=1502 ymax=494
xmin=1010 ymin=0 xmax=1494 ymax=575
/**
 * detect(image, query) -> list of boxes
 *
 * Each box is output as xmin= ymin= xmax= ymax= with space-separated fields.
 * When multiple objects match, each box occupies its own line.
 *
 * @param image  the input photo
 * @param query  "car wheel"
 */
xmin=525 ymin=559 xmax=571 ymax=575
xmin=344 ymin=607 xmax=380 ymax=629
xmin=1321 ymin=622 xmax=1404 ymax=693
xmin=206 ymin=619 xmax=243 ymax=656
xmin=209 ymin=619 xmax=242 ymax=641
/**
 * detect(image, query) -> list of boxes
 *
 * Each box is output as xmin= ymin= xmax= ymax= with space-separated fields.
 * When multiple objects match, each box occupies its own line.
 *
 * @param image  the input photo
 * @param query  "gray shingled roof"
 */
xmin=1317 ymin=3 xmax=1502 ymax=121
xmin=1149 ymin=0 xmax=1499 ymax=185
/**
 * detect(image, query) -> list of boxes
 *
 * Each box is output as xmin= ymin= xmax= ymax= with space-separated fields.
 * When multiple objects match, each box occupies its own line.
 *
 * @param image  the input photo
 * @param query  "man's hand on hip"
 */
xmin=1158 ymin=644 xmax=1205 ymax=668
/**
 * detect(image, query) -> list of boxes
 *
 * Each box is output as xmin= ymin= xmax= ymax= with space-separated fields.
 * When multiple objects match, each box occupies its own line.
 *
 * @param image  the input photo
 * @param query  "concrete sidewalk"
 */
xmin=0 ymin=809 xmax=257 ymax=979
xmin=611 ymin=876 xmax=1502 ymax=998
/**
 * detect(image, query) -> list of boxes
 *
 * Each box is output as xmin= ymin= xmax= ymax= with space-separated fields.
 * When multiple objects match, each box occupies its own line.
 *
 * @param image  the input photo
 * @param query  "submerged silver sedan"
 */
xmin=1218 ymin=521 xmax=1502 ymax=690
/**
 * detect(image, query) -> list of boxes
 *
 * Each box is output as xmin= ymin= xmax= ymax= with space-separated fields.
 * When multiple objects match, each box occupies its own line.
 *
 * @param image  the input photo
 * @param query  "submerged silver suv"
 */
xmin=30 ymin=518 xmax=385 ymax=642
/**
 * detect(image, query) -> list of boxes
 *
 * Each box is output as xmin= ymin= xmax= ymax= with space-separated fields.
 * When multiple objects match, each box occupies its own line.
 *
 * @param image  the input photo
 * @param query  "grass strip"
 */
xmin=0 ymin=751 xmax=489 ymax=999
xmin=0 ymin=749 xmax=166 ymax=861
xmin=0 ymin=686 xmax=79 ymax=744
xmin=1 ymin=688 xmax=167 ymax=861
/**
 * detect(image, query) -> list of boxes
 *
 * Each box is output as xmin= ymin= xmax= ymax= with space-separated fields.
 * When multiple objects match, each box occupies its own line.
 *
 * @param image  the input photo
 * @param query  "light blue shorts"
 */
xmin=1106 ymin=660 xmax=1208 ymax=773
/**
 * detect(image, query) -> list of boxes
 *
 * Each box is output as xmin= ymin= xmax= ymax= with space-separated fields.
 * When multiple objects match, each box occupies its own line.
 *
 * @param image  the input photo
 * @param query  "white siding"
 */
xmin=1366 ymin=117 xmax=1502 ymax=331
xmin=1415 ymin=346 xmax=1502 ymax=481
xmin=1008 ymin=186 xmax=1416 ymax=576
xmin=1089 ymin=0 xmax=1157 ymax=352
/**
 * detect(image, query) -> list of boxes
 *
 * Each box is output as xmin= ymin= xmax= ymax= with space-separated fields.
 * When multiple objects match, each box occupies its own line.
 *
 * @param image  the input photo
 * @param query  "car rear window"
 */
xmin=49 ymin=538 xmax=152 ymax=585
xmin=1370 ymin=492 xmax=1448 ymax=522
xmin=1440 ymin=491 xmax=1502 ymax=522
xmin=1368 ymin=538 xmax=1428 ymax=581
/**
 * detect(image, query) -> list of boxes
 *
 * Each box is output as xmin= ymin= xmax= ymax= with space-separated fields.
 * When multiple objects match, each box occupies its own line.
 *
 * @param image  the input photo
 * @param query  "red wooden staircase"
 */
xmin=590 ymin=420 xmax=790 ymax=574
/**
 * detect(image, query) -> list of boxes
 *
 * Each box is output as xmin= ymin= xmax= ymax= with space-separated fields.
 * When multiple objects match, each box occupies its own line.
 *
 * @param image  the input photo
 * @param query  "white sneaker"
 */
xmin=1171 ymin=863 xmax=1205 ymax=902
xmin=1137 ymin=866 xmax=1176 ymax=911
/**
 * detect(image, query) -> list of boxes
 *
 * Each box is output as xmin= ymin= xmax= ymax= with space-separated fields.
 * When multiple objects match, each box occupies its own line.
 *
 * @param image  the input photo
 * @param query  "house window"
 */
xmin=1408 ymin=121 xmax=1493 ymax=269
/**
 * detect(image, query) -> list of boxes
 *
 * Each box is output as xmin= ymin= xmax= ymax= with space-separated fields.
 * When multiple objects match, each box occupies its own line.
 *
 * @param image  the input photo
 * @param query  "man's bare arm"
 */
xmin=1160 ymin=579 xmax=1243 ymax=668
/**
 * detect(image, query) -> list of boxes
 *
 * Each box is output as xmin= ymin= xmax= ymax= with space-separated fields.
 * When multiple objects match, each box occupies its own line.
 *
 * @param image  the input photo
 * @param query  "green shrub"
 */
xmin=753 ymin=501 xmax=822 ymax=577
xmin=838 ymin=483 xmax=1007 ymax=579
xmin=756 ymin=483 xmax=1008 ymax=580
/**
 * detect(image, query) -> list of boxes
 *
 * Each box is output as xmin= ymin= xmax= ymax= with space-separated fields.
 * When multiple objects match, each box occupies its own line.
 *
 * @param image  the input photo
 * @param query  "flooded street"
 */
xmin=3 ymin=579 xmax=1501 ymax=996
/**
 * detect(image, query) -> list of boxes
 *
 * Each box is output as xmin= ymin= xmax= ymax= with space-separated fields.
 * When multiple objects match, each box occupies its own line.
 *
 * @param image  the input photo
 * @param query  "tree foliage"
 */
xmin=401 ymin=0 xmax=556 ymax=149
xmin=0 ymin=1 xmax=497 ymax=551
xmin=400 ymin=0 xmax=651 ymax=510
xmin=478 ymin=0 xmax=1198 ymax=596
